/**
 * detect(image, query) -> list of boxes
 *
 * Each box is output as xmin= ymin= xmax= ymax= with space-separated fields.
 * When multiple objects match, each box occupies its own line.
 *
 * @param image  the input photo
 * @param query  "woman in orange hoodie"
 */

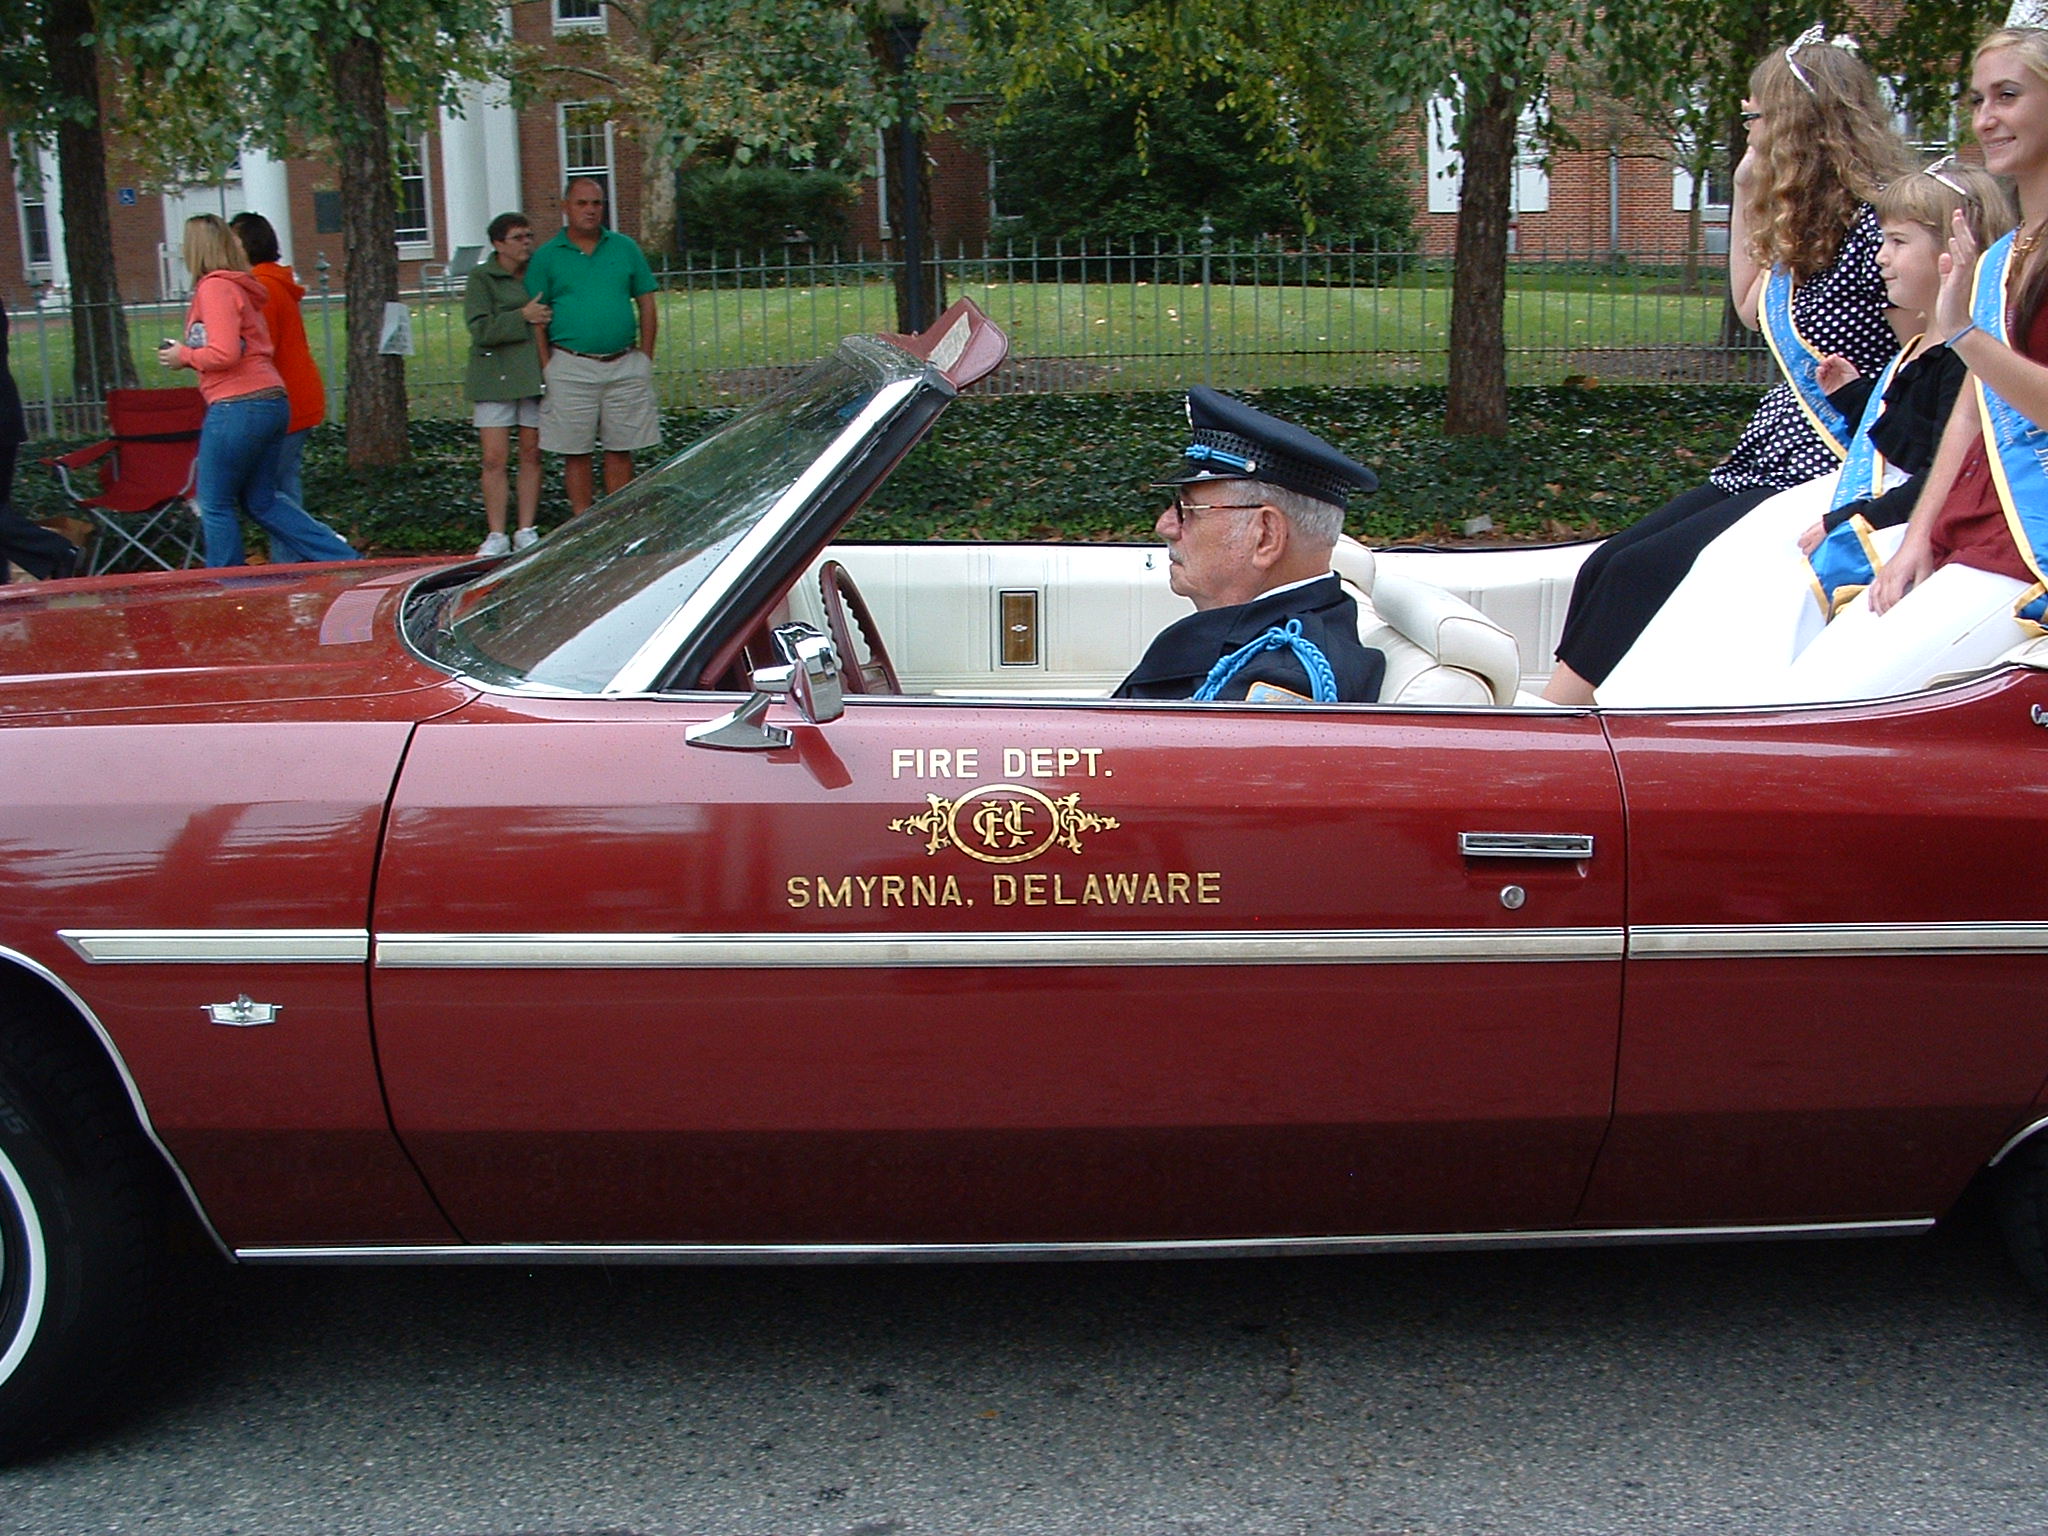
xmin=229 ymin=211 xmax=324 ymax=520
xmin=157 ymin=214 xmax=357 ymax=566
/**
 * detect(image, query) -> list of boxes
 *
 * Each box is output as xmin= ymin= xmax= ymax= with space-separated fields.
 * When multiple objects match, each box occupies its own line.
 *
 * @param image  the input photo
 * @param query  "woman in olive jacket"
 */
xmin=463 ymin=212 xmax=551 ymax=556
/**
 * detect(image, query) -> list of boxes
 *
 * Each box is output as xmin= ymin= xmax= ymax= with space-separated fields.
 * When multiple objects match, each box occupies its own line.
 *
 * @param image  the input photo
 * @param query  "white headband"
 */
xmin=1785 ymin=23 xmax=1859 ymax=95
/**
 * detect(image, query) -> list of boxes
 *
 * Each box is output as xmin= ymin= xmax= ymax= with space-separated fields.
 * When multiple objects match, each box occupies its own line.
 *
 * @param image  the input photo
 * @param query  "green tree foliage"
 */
xmin=972 ymin=83 xmax=1414 ymax=249
xmin=0 ymin=0 xmax=139 ymax=398
xmin=125 ymin=0 xmax=507 ymax=468
xmin=1599 ymin=0 xmax=2004 ymax=346
xmin=673 ymin=163 xmax=858 ymax=255
xmin=968 ymin=0 xmax=1587 ymax=437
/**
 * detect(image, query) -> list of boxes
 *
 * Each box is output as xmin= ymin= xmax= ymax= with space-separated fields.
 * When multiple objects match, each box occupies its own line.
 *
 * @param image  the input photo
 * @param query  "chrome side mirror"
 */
xmin=686 ymin=623 xmax=844 ymax=751
xmin=780 ymin=623 xmax=845 ymax=724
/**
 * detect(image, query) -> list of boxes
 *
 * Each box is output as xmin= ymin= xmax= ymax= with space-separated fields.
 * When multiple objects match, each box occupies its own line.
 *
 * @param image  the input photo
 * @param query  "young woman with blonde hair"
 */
xmin=1541 ymin=29 xmax=1912 ymax=702
xmin=158 ymin=212 xmax=357 ymax=566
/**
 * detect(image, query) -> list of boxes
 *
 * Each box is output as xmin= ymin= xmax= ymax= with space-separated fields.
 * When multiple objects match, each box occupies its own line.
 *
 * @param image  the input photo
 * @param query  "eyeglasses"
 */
xmin=1740 ymin=109 xmax=1762 ymax=124
xmin=1163 ymin=495 xmax=1268 ymax=529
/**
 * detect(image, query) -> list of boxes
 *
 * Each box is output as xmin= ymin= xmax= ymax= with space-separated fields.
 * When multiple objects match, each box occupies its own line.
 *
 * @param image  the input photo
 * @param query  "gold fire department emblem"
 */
xmin=889 ymin=784 xmax=1121 ymax=865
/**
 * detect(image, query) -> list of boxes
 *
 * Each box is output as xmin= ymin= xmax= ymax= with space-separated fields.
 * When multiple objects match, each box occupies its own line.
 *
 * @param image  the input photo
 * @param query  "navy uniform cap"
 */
xmin=1153 ymin=386 xmax=1378 ymax=507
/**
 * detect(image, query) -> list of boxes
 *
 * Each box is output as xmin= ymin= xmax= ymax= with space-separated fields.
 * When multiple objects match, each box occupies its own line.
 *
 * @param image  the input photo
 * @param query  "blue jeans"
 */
xmin=276 ymin=426 xmax=310 ymax=509
xmin=197 ymin=396 xmax=359 ymax=567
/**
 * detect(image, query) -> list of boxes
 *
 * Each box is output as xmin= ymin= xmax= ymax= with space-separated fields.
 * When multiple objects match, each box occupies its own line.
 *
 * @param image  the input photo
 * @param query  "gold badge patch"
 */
xmin=889 ymin=784 xmax=1121 ymax=865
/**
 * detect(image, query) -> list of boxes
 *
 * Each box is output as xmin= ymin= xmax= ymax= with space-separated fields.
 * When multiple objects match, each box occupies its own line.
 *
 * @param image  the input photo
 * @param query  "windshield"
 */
xmin=427 ymin=336 xmax=931 ymax=693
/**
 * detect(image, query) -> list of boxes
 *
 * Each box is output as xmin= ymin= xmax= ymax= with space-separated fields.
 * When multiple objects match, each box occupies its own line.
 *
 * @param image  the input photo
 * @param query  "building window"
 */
xmin=558 ymin=103 xmax=616 ymax=211
xmin=14 ymin=139 xmax=50 ymax=276
xmin=1425 ymin=97 xmax=1550 ymax=217
xmin=553 ymin=0 xmax=606 ymax=33
xmin=1672 ymin=152 xmax=1733 ymax=217
xmin=394 ymin=124 xmax=433 ymax=257
xmin=1884 ymin=76 xmax=1954 ymax=156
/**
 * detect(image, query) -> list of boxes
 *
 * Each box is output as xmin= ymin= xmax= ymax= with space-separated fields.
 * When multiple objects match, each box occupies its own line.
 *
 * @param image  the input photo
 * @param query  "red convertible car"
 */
xmin=5 ymin=301 xmax=2048 ymax=1457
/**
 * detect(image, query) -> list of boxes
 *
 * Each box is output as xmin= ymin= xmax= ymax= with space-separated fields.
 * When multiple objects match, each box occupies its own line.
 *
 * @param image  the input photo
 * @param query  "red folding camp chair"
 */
xmin=44 ymin=387 xmax=205 ymax=575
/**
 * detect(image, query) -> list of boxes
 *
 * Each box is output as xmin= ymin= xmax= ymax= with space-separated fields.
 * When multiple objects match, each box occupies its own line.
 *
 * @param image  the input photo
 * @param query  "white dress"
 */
xmin=1594 ymin=467 xmax=1907 ymax=707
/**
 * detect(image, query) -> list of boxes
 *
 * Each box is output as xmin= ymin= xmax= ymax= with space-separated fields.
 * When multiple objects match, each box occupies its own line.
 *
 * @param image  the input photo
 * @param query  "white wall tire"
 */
xmin=0 ymin=1019 xmax=167 ymax=1462
xmin=0 ymin=1143 xmax=51 ymax=1394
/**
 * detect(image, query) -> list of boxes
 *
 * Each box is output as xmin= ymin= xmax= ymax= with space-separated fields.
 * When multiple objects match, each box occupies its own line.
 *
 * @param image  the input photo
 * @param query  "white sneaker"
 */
xmin=476 ymin=531 xmax=512 ymax=557
xmin=512 ymin=527 xmax=541 ymax=551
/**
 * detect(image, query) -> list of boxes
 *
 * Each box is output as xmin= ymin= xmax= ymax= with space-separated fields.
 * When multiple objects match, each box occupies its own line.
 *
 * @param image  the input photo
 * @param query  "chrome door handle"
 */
xmin=1460 ymin=832 xmax=1595 ymax=860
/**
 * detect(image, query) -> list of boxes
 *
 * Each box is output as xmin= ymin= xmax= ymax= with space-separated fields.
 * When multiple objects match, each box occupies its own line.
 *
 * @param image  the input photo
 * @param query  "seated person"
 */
xmin=1595 ymin=159 xmax=2010 ymax=707
xmin=1776 ymin=27 xmax=2048 ymax=703
xmin=1115 ymin=387 xmax=1385 ymax=702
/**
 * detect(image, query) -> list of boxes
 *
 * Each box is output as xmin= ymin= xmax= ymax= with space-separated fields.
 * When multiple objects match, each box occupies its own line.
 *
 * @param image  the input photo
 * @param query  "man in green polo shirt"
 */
xmin=525 ymin=177 xmax=661 ymax=515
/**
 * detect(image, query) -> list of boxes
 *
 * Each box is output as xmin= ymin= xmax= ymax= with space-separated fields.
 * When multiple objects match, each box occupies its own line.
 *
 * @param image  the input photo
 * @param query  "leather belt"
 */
xmin=556 ymin=346 xmax=633 ymax=362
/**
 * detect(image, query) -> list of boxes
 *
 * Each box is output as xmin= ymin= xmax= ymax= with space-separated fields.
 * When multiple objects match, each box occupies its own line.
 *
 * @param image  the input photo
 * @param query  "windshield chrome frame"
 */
xmin=599 ymin=375 xmax=926 ymax=697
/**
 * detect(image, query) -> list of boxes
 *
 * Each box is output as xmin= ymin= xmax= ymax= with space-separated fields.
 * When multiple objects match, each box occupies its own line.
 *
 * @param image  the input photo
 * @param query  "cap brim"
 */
xmin=1147 ymin=460 xmax=1250 ymax=490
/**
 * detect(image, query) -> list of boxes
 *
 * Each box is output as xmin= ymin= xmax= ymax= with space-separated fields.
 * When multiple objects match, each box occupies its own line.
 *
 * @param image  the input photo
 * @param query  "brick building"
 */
xmin=0 ymin=0 xmax=1961 ymax=312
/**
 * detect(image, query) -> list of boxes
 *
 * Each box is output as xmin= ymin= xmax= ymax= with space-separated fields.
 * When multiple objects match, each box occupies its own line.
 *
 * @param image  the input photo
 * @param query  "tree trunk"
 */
xmin=638 ymin=123 xmax=679 ymax=255
xmin=42 ymin=0 xmax=136 ymax=402
xmin=330 ymin=36 xmax=409 ymax=468
xmin=1444 ymin=78 xmax=1515 ymax=439
xmin=1719 ymin=0 xmax=1776 ymax=350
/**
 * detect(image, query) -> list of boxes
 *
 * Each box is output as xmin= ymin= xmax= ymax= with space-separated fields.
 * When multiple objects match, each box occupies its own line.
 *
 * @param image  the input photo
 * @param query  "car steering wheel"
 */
xmin=818 ymin=560 xmax=901 ymax=695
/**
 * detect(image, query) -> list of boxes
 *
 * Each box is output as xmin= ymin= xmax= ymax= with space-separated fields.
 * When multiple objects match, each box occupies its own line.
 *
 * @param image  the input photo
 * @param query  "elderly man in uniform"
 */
xmin=1116 ymin=387 xmax=1384 ymax=703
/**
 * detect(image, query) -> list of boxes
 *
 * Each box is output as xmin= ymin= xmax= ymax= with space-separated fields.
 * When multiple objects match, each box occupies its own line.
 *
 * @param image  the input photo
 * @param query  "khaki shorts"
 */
xmin=538 ymin=349 xmax=661 ymax=455
xmin=473 ymin=396 xmax=541 ymax=430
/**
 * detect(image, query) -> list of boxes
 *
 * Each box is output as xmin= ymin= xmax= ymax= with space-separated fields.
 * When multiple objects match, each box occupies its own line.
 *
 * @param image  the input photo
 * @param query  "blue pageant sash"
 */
xmin=1970 ymin=230 xmax=2048 ymax=630
xmin=1760 ymin=265 xmax=1855 ymax=459
xmin=1806 ymin=345 xmax=1909 ymax=614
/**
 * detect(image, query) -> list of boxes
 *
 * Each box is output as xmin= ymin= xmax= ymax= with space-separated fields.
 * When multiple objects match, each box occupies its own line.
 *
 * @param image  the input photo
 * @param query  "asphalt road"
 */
xmin=7 ymin=1216 xmax=2048 ymax=1536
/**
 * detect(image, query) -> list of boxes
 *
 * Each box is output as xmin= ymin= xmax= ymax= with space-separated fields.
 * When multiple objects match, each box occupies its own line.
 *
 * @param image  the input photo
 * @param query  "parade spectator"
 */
xmin=464 ymin=211 xmax=551 ymax=555
xmin=0 ymin=306 xmax=79 ymax=581
xmin=525 ymin=177 xmax=660 ymax=516
xmin=159 ymin=213 xmax=358 ymax=567
xmin=228 ymin=211 xmax=324 ymax=522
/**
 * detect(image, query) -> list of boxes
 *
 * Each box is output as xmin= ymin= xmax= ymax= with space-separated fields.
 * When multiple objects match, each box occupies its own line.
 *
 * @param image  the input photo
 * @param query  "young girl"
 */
xmin=1596 ymin=162 xmax=2015 ymax=707
xmin=1540 ymin=29 xmax=1911 ymax=703
xmin=1778 ymin=26 xmax=2048 ymax=701
xmin=158 ymin=214 xmax=358 ymax=567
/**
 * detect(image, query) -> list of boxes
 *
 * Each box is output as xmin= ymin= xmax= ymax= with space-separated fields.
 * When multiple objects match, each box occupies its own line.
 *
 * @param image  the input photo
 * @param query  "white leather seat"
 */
xmin=1329 ymin=538 xmax=1521 ymax=705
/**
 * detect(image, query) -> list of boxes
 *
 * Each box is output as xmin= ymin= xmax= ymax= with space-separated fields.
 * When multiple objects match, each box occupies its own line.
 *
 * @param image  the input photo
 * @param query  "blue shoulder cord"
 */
xmin=1193 ymin=618 xmax=1339 ymax=702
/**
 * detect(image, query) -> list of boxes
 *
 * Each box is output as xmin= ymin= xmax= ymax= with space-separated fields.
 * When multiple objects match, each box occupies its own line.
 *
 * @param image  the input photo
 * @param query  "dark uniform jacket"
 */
xmin=1113 ymin=573 xmax=1385 ymax=702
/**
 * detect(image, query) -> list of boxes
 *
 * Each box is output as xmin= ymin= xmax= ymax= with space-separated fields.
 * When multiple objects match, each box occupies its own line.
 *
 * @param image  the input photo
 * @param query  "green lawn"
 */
xmin=12 ymin=267 xmax=1745 ymax=432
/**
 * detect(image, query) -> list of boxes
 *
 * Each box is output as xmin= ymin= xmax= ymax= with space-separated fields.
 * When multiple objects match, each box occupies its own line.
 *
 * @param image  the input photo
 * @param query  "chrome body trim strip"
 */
xmin=1631 ymin=921 xmax=2048 ymax=960
xmin=0 ymin=944 xmax=230 ymax=1257
xmin=603 ymin=376 xmax=926 ymax=697
xmin=59 ymin=930 xmax=370 ymax=965
xmin=234 ymin=1218 xmax=1934 ymax=1266
xmin=60 ymin=923 xmax=2048 ymax=968
xmin=1990 ymin=1112 xmax=2048 ymax=1167
xmin=375 ymin=927 xmax=1627 ymax=970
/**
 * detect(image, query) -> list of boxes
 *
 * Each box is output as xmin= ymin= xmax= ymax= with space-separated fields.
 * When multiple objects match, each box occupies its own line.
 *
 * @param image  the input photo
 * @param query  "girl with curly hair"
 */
xmin=1541 ymin=29 xmax=1912 ymax=703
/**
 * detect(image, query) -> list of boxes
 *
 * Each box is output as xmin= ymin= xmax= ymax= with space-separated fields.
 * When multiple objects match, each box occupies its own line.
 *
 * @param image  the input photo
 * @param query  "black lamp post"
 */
xmin=877 ymin=13 xmax=936 ymax=333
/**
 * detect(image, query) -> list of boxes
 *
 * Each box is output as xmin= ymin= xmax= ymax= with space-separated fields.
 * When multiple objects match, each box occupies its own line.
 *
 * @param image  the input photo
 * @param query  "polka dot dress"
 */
xmin=1711 ymin=206 xmax=1896 ymax=496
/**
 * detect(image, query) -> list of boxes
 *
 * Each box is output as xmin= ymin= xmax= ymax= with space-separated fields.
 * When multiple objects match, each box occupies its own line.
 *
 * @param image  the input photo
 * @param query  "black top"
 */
xmin=1710 ymin=207 xmax=1897 ymax=496
xmin=0 ymin=307 xmax=23 ymax=450
xmin=1114 ymin=574 xmax=1385 ymax=702
xmin=1821 ymin=342 xmax=1966 ymax=532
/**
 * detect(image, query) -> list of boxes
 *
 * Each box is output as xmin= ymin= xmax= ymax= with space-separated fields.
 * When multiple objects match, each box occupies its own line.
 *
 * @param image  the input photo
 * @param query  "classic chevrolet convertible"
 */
xmin=5 ymin=301 xmax=2048 ymax=1458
